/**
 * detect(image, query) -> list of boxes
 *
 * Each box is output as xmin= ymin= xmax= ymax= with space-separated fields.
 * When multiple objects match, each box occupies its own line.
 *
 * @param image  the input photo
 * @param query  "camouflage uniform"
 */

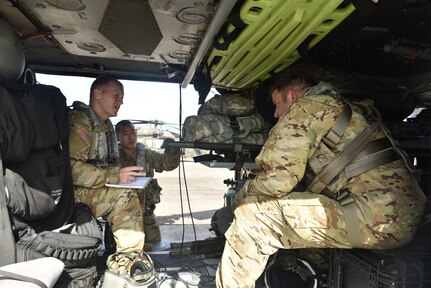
xmin=119 ymin=142 xmax=180 ymax=242
xmin=216 ymin=83 xmax=426 ymax=288
xmin=69 ymin=101 xmax=145 ymax=252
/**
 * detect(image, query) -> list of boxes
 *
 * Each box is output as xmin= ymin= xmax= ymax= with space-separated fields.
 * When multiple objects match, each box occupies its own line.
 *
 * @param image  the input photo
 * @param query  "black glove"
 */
xmin=161 ymin=138 xmax=175 ymax=149
xmin=161 ymin=138 xmax=179 ymax=153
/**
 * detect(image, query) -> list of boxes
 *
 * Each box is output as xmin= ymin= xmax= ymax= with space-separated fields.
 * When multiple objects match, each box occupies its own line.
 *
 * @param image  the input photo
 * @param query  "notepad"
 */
xmin=105 ymin=176 xmax=151 ymax=189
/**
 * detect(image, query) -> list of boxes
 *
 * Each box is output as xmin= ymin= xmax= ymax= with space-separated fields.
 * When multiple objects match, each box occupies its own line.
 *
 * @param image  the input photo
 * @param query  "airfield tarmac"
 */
xmin=154 ymin=157 xmax=233 ymax=242
xmin=142 ymin=157 xmax=233 ymax=287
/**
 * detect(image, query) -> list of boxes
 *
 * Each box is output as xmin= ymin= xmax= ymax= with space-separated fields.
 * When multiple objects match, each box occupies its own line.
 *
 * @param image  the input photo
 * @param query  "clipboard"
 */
xmin=105 ymin=176 xmax=151 ymax=189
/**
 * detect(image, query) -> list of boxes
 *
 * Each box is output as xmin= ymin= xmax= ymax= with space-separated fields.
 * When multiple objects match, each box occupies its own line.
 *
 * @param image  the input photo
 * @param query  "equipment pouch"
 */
xmin=146 ymin=179 xmax=162 ymax=206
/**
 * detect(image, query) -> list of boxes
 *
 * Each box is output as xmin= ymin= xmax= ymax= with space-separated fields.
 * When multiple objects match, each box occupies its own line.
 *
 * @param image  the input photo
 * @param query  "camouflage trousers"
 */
xmin=215 ymin=192 xmax=402 ymax=288
xmin=74 ymin=186 xmax=145 ymax=253
xmin=138 ymin=191 xmax=161 ymax=243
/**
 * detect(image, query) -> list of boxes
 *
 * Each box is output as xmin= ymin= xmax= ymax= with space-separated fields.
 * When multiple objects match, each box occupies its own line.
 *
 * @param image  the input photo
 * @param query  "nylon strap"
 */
xmin=307 ymin=109 xmax=382 ymax=194
xmin=352 ymin=137 xmax=391 ymax=159
xmin=337 ymin=192 xmax=363 ymax=248
xmin=345 ymin=147 xmax=398 ymax=179
xmin=306 ymin=103 xmax=393 ymax=248
xmin=0 ymin=269 xmax=48 ymax=288
xmin=229 ymin=116 xmax=241 ymax=145
xmin=307 ymin=104 xmax=382 ymax=248
xmin=322 ymin=104 xmax=352 ymax=148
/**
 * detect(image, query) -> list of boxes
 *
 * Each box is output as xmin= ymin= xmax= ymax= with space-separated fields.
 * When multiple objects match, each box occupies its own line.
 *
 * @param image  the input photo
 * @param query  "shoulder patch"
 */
xmin=78 ymin=128 xmax=91 ymax=145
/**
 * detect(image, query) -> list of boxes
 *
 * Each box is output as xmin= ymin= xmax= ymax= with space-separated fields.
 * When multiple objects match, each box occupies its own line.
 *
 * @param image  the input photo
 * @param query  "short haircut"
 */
xmin=269 ymin=72 xmax=317 ymax=96
xmin=90 ymin=75 xmax=123 ymax=99
xmin=115 ymin=120 xmax=134 ymax=135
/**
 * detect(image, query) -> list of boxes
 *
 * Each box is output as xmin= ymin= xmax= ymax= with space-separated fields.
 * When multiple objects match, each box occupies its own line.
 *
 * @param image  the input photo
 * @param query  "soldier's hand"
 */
xmin=161 ymin=138 xmax=175 ymax=149
xmin=119 ymin=166 xmax=146 ymax=184
xmin=161 ymin=138 xmax=179 ymax=153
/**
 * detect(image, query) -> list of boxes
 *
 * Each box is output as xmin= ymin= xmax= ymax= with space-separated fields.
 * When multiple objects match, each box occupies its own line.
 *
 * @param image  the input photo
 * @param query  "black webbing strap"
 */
xmin=229 ymin=116 xmax=241 ymax=145
xmin=229 ymin=116 xmax=240 ymax=133
xmin=0 ymin=269 xmax=47 ymax=288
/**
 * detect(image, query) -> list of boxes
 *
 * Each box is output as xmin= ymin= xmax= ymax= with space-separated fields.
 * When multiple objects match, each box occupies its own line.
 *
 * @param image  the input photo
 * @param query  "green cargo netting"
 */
xmin=208 ymin=0 xmax=355 ymax=89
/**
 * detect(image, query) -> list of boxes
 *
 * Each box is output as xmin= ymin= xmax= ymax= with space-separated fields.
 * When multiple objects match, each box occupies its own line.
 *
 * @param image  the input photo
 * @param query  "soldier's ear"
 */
xmin=93 ymin=88 xmax=103 ymax=100
xmin=290 ymin=88 xmax=301 ymax=102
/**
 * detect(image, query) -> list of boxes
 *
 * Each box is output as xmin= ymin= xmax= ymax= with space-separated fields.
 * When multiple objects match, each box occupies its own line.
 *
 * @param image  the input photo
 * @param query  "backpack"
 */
xmin=1 ymin=78 xmax=74 ymax=231
xmin=0 ymin=78 xmax=102 ymax=287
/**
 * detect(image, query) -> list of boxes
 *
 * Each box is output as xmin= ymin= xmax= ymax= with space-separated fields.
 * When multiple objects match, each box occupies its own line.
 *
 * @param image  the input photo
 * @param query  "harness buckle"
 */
xmin=337 ymin=191 xmax=354 ymax=206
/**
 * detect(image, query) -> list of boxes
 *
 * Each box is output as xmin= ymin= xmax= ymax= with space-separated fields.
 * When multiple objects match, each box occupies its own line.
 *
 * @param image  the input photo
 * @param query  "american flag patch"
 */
xmin=78 ymin=128 xmax=91 ymax=145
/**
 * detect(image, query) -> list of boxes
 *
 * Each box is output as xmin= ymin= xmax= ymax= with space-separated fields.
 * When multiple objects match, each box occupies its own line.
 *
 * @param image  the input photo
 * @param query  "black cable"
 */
xmin=178 ymin=82 xmax=182 ymax=141
xmin=169 ymin=83 xmax=215 ymax=287
xmin=182 ymin=158 xmax=198 ymax=258
xmin=178 ymin=82 xmax=186 ymax=253
xmin=174 ymin=83 xmax=198 ymax=258
xmin=151 ymin=259 xmax=168 ymax=287
xmin=152 ymin=257 xmax=214 ymax=287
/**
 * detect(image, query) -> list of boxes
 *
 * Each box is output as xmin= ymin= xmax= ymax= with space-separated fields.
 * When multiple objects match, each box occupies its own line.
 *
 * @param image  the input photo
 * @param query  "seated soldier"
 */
xmin=216 ymin=73 xmax=426 ymax=288
xmin=115 ymin=120 xmax=181 ymax=249
xmin=69 ymin=76 xmax=154 ymax=285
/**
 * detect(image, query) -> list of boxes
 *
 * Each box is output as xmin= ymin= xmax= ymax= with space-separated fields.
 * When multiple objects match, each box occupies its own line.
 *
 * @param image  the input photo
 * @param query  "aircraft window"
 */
xmin=35 ymin=73 xmax=213 ymax=128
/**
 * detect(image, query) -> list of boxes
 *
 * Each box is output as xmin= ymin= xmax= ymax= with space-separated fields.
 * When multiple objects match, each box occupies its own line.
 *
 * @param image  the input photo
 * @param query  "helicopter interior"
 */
xmin=1 ymin=0 xmax=431 ymax=287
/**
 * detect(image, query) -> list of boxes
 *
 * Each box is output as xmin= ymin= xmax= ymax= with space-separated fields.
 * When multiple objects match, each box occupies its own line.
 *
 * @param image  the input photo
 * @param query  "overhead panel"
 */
xmin=20 ymin=0 xmax=212 ymax=65
xmin=208 ymin=0 xmax=355 ymax=90
xmin=99 ymin=0 xmax=162 ymax=56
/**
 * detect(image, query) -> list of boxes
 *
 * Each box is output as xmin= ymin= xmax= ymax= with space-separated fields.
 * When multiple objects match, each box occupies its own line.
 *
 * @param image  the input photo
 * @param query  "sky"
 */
xmin=36 ymin=73 xmax=215 ymax=132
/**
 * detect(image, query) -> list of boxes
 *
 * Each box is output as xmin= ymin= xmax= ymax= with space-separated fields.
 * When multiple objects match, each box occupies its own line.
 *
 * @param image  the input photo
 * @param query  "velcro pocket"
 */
xmin=281 ymin=192 xmax=346 ymax=244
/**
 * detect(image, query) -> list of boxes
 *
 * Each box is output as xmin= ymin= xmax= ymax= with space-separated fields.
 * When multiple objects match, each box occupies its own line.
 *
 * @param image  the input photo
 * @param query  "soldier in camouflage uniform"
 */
xmin=69 ymin=76 xmax=154 ymax=283
xmin=115 ymin=120 xmax=181 ymax=245
xmin=216 ymin=74 xmax=426 ymax=288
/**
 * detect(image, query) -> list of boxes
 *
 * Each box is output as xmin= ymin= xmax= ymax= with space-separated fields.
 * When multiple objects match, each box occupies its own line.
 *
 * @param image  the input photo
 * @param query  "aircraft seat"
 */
xmin=0 ymin=15 xmax=65 ymax=287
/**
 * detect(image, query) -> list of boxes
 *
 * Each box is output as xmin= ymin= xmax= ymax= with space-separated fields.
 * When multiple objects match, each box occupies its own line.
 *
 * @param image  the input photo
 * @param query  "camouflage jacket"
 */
xmin=118 ymin=142 xmax=180 ymax=205
xmin=118 ymin=142 xmax=180 ymax=177
xmin=69 ymin=101 xmax=120 ymax=188
xmin=241 ymin=82 xmax=425 ymax=235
